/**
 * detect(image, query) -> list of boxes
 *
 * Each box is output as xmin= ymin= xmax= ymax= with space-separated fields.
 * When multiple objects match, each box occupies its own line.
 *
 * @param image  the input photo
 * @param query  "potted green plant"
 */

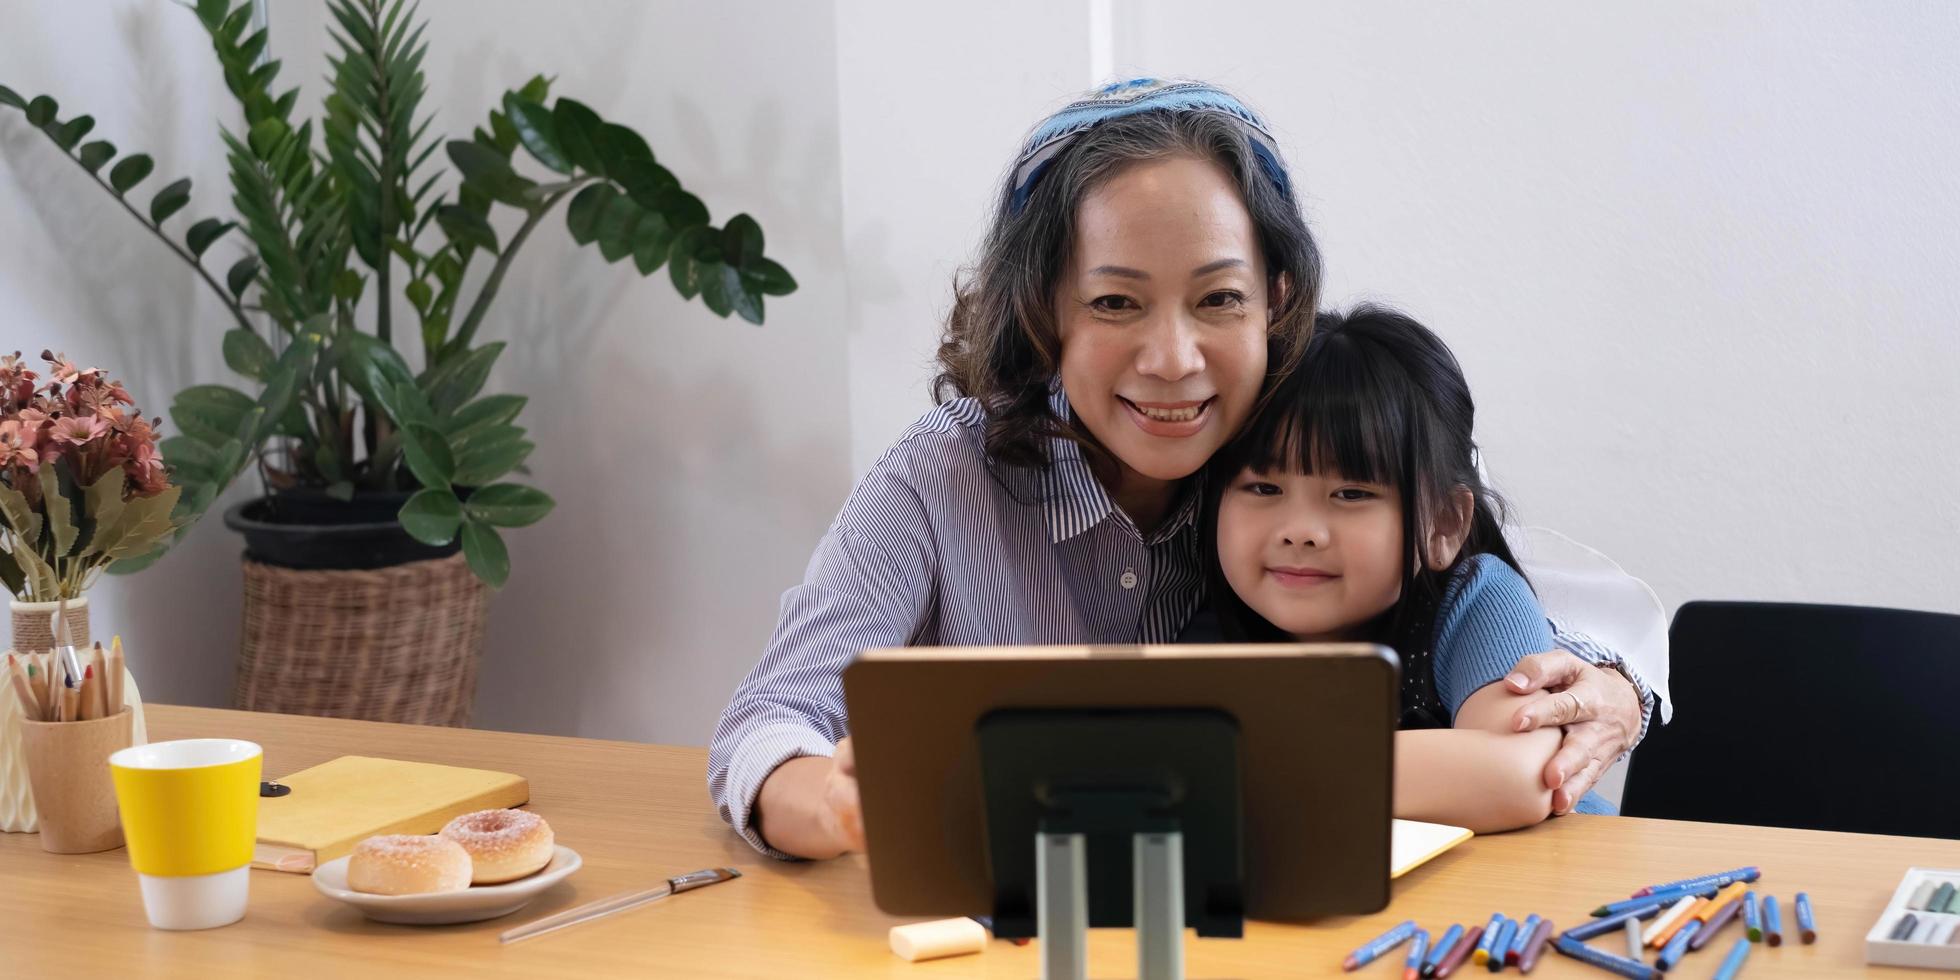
xmin=0 ymin=0 xmax=795 ymax=724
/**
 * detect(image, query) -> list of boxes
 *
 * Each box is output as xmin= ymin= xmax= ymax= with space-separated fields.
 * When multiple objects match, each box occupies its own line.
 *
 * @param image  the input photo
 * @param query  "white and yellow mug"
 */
xmin=108 ymin=739 xmax=261 ymax=930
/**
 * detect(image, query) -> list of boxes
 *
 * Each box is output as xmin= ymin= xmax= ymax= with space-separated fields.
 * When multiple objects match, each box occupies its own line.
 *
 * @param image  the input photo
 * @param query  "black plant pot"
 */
xmin=223 ymin=488 xmax=461 ymax=570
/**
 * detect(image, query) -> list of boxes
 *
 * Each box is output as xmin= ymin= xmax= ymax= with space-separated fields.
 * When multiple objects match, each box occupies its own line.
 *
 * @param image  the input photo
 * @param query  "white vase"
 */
xmin=3 ymin=597 xmax=148 ymax=833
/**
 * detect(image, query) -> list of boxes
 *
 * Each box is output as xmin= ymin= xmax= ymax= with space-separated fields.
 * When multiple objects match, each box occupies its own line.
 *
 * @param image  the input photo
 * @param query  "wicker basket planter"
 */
xmin=225 ymin=493 xmax=489 ymax=726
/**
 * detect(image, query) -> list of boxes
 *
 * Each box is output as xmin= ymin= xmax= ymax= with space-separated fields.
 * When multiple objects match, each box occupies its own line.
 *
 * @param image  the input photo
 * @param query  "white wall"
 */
xmin=5 ymin=2 xmax=1957 ymax=748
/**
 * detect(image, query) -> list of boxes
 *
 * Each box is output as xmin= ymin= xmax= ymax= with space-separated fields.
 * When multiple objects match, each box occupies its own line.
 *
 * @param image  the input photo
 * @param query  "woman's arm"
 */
xmin=707 ymin=464 xmax=937 ymax=860
xmin=1394 ymin=682 xmax=1558 ymax=833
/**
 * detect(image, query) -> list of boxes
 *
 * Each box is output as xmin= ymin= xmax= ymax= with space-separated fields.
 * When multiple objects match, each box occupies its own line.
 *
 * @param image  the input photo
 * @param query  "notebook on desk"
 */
xmin=1392 ymin=819 xmax=1473 ymax=878
xmin=253 ymin=756 xmax=529 ymax=872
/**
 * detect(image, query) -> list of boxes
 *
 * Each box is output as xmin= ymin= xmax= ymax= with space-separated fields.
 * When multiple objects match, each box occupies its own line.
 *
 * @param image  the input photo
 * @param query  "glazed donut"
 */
xmin=440 ymin=809 xmax=554 ymax=884
xmin=346 ymin=834 xmax=472 ymax=895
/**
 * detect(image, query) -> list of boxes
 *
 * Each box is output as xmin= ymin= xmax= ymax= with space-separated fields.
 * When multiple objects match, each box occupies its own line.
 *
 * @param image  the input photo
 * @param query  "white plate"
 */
xmin=312 ymin=845 xmax=582 ymax=925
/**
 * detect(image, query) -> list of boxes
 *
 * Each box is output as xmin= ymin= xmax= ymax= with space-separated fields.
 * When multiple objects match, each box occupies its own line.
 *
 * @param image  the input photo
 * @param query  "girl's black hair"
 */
xmin=1200 ymin=305 xmax=1527 ymax=720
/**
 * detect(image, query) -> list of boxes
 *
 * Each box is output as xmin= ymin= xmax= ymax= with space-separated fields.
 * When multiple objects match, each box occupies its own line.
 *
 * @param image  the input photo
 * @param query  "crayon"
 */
xmin=1656 ymin=920 xmax=1700 ymax=972
xmin=1425 ymin=924 xmax=1465 ymax=978
xmin=1642 ymin=896 xmax=1698 ymax=947
xmin=1475 ymin=915 xmax=1506 ymax=965
xmin=1565 ymin=904 xmax=1664 ymax=943
xmin=1711 ymin=936 xmax=1751 ymax=980
xmin=1762 ymin=895 xmax=1783 ymax=947
xmin=1624 ymin=916 xmax=1643 ymax=959
xmin=1506 ymin=914 xmax=1540 ymax=965
xmin=1487 ymin=917 xmax=1517 ymax=972
xmin=1932 ymin=883 xmax=1956 ymax=914
xmin=1345 ymin=920 xmax=1417 ymax=971
xmin=1649 ymin=898 xmax=1708 ymax=948
xmin=1517 ymin=919 xmax=1554 ymax=974
xmin=1743 ymin=891 xmax=1761 ymax=942
xmin=1689 ymin=897 xmax=1744 ymax=952
xmin=1594 ymin=884 xmax=1721 ymax=919
xmin=1793 ymin=892 xmax=1816 ymax=944
xmin=1889 ymin=912 xmax=1918 ymax=942
xmin=1434 ymin=926 xmax=1484 ymax=980
xmin=1404 ymin=928 xmax=1431 ymax=980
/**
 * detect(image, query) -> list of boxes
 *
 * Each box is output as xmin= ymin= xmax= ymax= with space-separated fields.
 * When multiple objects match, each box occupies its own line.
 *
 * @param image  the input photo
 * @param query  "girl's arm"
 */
xmin=1393 ymin=681 xmax=1559 ymax=833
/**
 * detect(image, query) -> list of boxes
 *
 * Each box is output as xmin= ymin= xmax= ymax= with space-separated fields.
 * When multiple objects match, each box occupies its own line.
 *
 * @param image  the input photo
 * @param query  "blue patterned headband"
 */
xmin=1008 ymin=78 xmax=1292 ymax=216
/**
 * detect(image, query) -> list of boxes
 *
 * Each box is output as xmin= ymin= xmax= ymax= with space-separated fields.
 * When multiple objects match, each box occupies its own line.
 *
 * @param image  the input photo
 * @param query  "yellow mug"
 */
xmin=109 ymin=738 xmax=262 ymax=930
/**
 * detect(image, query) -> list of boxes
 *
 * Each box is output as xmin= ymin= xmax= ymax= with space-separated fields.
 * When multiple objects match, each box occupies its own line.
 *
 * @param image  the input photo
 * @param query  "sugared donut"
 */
xmin=346 ymin=834 xmax=472 ymax=895
xmin=440 ymin=809 xmax=554 ymax=884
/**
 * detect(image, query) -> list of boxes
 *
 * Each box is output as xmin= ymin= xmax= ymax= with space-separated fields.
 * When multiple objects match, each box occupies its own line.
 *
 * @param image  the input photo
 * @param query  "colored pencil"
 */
xmin=1632 ymin=867 xmax=1760 ymax=898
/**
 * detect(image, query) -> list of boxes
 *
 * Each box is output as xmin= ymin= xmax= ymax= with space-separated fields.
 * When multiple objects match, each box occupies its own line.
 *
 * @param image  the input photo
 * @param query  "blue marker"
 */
xmin=1344 ymin=919 xmax=1417 ymax=971
xmin=1486 ymin=917 xmax=1518 ymax=972
xmin=1506 ymin=914 xmax=1541 ymax=965
xmin=1763 ymin=895 xmax=1784 ymax=947
xmin=1405 ymin=928 xmax=1431 ymax=980
xmin=1656 ymin=919 xmax=1702 ymax=972
xmin=1474 ymin=915 xmax=1507 ymax=966
xmin=1631 ymin=866 xmax=1760 ymax=898
xmin=1794 ymin=892 xmax=1817 ymax=944
xmin=1743 ymin=891 xmax=1761 ymax=941
xmin=1712 ymin=935 xmax=1752 ymax=980
xmin=1552 ymin=935 xmax=1660 ymax=980
xmin=1593 ymin=884 xmax=1721 ymax=918
xmin=1564 ymin=904 xmax=1665 ymax=942
xmin=1425 ymin=924 xmax=1465 ymax=978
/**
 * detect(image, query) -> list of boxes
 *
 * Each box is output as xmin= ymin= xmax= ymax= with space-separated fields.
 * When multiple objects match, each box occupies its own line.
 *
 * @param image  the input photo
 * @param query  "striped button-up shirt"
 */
xmin=707 ymin=394 xmax=1655 ymax=858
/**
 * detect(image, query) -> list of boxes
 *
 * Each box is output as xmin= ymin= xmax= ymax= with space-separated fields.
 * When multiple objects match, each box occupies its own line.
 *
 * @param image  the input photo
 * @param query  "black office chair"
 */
xmin=1622 ymin=600 xmax=1960 ymax=839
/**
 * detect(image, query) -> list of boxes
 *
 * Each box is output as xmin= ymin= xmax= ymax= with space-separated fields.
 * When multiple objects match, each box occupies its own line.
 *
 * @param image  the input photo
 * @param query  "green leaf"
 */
xmin=441 ymin=394 xmax=527 ymax=440
xmin=406 ymin=279 xmax=433 ymax=313
xmin=98 ymin=486 xmax=183 ymax=562
xmin=171 ymin=384 xmax=255 ymax=444
xmin=631 ymin=211 xmax=674 ymax=276
xmin=186 ymin=217 xmax=234 ymax=256
xmin=76 ymin=140 xmax=115 ymax=173
xmin=421 ymin=342 xmax=505 ymax=415
xmin=0 ymin=548 xmax=23 ymax=597
xmin=593 ymin=122 xmax=653 ymax=179
xmin=222 ymin=327 xmax=276 ymax=380
xmin=0 ymin=85 xmax=24 ymax=109
xmin=447 ymin=140 xmax=534 ymax=207
xmin=333 ymin=269 xmax=364 ymax=303
xmin=699 ymin=258 xmax=733 ymax=318
xmin=615 ymin=158 xmax=678 ymax=212
xmin=725 ymin=265 xmax=764 ymax=325
xmin=721 ymin=213 xmax=764 ymax=266
xmin=149 ymin=177 xmax=192 ymax=224
xmin=46 ymin=114 xmax=94 ymax=150
xmin=388 ymin=381 xmax=439 ymax=431
xmin=77 ymin=472 xmax=129 ymax=558
xmin=565 ymin=184 xmax=615 ymax=245
xmin=594 ymin=194 xmax=643 ymax=264
xmin=108 ymin=154 xmax=153 ymax=195
xmin=401 ymin=422 xmax=455 ymax=490
xmin=654 ymin=188 xmax=709 ymax=230
xmin=195 ymin=0 xmax=230 ymax=31
xmin=247 ymin=117 xmax=288 ymax=159
xmin=550 ymin=98 xmax=604 ymax=174
xmin=503 ymin=94 xmax=571 ymax=175
xmin=398 ymin=488 xmax=464 ymax=545
xmin=667 ymin=239 xmax=699 ymax=300
xmin=0 ymin=482 xmax=44 ymax=552
xmin=460 ymin=519 xmax=509 ymax=587
xmin=453 ymin=438 xmax=533 ymax=487
xmin=40 ymin=465 xmax=78 ymax=558
xmin=326 ymin=480 xmax=356 ymax=502
xmin=437 ymin=204 xmax=499 ymax=254
xmin=463 ymin=483 xmax=554 ymax=528
xmin=334 ymin=329 xmax=417 ymax=412
xmin=742 ymin=256 xmax=797 ymax=296
xmin=24 ymin=95 xmax=56 ymax=127
xmin=226 ymin=256 xmax=259 ymax=298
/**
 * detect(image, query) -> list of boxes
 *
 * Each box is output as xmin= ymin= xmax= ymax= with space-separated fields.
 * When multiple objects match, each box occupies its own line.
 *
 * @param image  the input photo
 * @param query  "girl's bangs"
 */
xmin=1236 ymin=346 xmax=1408 ymax=488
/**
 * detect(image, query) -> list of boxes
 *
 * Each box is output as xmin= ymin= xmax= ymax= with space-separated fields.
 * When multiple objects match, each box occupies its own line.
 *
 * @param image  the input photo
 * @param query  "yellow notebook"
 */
xmin=1391 ymin=818 xmax=1473 ymax=878
xmin=253 ymin=756 xmax=529 ymax=873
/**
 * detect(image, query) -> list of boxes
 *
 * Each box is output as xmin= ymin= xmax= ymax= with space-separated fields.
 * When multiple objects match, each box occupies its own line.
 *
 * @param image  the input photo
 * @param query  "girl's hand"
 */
xmin=1502 ymin=651 xmax=1641 ymax=813
xmin=822 ymin=737 xmax=867 ymax=853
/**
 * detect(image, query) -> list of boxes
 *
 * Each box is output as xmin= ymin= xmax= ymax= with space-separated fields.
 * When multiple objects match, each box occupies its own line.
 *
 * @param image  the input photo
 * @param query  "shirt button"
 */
xmin=1119 ymin=569 xmax=1138 ymax=590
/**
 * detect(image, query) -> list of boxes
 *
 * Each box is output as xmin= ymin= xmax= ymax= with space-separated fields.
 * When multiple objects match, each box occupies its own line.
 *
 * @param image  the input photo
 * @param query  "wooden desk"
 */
xmin=0 ymin=706 xmax=1943 ymax=977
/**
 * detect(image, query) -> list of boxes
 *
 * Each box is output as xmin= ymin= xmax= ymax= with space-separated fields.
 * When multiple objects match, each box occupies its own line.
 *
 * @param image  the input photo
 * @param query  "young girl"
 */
xmin=1204 ymin=304 xmax=1607 ymax=833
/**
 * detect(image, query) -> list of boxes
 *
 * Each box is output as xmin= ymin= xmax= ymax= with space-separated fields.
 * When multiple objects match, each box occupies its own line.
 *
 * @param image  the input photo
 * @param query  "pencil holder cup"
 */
xmin=19 ymin=709 xmax=133 ymax=853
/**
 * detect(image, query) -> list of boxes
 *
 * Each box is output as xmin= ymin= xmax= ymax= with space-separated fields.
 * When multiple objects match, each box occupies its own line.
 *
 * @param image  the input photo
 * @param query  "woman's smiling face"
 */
xmin=1055 ymin=154 xmax=1271 ymax=502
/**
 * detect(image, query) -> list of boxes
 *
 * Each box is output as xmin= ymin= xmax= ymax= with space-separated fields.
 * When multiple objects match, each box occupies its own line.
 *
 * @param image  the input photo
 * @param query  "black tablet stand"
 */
xmin=978 ymin=708 xmax=1245 ymax=980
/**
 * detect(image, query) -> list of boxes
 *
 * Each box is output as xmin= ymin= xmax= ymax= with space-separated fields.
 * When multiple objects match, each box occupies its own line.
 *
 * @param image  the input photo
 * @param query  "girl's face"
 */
xmin=1055 ymin=155 xmax=1270 ymax=495
xmin=1216 ymin=465 xmax=1405 ymax=640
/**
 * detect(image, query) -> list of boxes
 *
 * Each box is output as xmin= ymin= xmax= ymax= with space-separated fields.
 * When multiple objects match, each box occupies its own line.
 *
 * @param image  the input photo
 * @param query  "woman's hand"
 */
xmin=1502 ymin=651 xmax=1642 ymax=813
xmin=821 ymin=737 xmax=867 ymax=853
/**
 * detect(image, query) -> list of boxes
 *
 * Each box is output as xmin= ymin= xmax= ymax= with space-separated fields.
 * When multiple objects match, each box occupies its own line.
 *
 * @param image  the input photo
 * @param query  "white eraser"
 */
xmin=889 ymin=917 xmax=987 ymax=962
